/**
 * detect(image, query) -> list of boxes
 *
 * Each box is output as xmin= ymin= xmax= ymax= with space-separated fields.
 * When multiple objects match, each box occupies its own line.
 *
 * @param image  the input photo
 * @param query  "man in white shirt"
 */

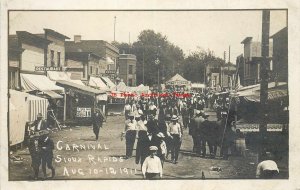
xmin=167 ymin=115 xmax=182 ymax=164
xmin=124 ymin=112 xmax=137 ymax=159
xmin=256 ymin=152 xmax=279 ymax=179
xmin=142 ymin=146 xmax=163 ymax=179
xmin=124 ymin=102 xmax=132 ymax=120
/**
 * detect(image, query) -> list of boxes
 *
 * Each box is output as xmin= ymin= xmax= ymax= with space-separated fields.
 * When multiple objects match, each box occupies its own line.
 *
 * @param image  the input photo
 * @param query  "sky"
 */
xmin=9 ymin=10 xmax=287 ymax=61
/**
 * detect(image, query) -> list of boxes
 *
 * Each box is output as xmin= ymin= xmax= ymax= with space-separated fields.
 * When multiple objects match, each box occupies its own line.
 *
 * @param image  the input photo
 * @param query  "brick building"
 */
xmin=65 ymin=36 xmax=119 ymax=82
xmin=118 ymin=54 xmax=137 ymax=86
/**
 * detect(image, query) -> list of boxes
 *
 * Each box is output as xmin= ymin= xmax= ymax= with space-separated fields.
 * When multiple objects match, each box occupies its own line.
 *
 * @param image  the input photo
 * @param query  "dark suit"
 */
xmin=135 ymin=131 xmax=159 ymax=167
xmin=39 ymin=137 xmax=55 ymax=178
xmin=32 ymin=119 xmax=48 ymax=132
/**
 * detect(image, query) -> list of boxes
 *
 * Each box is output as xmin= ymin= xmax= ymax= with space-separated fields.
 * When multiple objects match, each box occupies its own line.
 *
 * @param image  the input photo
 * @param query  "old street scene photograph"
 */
xmin=8 ymin=10 xmax=288 ymax=180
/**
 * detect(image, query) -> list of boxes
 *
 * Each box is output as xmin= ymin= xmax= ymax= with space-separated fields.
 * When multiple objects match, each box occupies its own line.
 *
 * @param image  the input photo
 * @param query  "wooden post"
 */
xmin=259 ymin=10 xmax=270 ymax=161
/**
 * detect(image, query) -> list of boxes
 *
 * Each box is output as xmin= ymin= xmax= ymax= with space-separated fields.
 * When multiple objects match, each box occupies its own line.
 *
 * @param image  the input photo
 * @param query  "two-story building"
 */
xmin=118 ymin=54 xmax=137 ymax=86
xmin=65 ymin=36 xmax=119 ymax=82
xmin=36 ymin=28 xmax=70 ymax=68
xmin=65 ymin=52 xmax=106 ymax=83
xmin=240 ymin=37 xmax=273 ymax=86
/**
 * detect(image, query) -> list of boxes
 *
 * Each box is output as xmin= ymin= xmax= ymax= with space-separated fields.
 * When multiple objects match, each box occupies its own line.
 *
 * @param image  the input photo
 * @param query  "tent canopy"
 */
xmin=21 ymin=73 xmax=64 ymax=92
xmin=89 ymin=76 xmax=109 ymax=91
xmin=166 ymin=74 xmax=189 ymax=86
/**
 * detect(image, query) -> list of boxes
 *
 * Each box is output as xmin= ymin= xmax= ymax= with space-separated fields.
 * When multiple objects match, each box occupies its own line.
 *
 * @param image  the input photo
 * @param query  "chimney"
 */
xmin=74 ymin=35 xmax=81 ymax=43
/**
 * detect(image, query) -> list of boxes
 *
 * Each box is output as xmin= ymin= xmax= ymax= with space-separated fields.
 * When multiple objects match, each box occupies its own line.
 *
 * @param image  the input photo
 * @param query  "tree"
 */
xmin=181 ymin=49 xmax=224 ymax=83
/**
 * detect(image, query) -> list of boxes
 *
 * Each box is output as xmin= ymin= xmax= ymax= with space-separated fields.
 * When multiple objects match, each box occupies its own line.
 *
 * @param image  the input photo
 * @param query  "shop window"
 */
xmin=90 ymin=66 xmax=93 ymax=74
xmin=128 ymin=78 xmax=133 ymax=86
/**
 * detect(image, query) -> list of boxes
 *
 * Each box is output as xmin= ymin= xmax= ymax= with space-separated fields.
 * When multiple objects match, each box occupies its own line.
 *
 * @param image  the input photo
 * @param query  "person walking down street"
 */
xmin=39 ymin=130 xmax=55 ymax=180
xmin=92 ymin=109 xmax=105 ymax=141
xmin=156 ymin=132 xmax=167 ymax=167
xmin=124 ymin=102 xmax=132 ymax=120
xmin=28 ymin=133 xmax=42 ymax=180
xmin=146 ymin=114 xmax=159 ymax=135
xmin=256 ymin=152 xmax=279 ymax=179
xmin=201 ymin=113 xmax=215 ymax=158
xmin=135 ymin=114 xmax=149 ymax=167
xmin=181 ymin=101 xmax=189 ymax=129
xmin=142 ymin=146 xmax=163 ymax=179
xmin=124 ymin=112 xmax=137 ymax=159
xmin=167 ymin=115 xmax=182 ymax=164
xmin=189 ymin=110 xmax=203 ymax=154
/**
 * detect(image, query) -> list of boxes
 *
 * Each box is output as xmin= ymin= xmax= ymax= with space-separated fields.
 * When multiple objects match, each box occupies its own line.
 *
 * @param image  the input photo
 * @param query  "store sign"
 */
xmin=35 ymin=66 xmax=62 ymax=71
xmin=76 ymin=107 xmax=92 ymax=118
xmin=105 ymin=70 xmax=116 ymax=74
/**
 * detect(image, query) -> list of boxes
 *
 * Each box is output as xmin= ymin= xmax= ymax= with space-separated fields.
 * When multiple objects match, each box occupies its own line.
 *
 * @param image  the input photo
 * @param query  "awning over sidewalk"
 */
xmin=20 ymin=73 xmax=64 ymax=92
xmin=101 ymin=76 xmax=116 ymax=89
xmin=37 ymin=90 xmax=63 ymax=99
xmin=47 ymin=71 xmax=85 ymax=86
xmin=56 ymin=80 xmax=106 ymax=97
xmin=89 ymin=76 xmax=109 ymax=91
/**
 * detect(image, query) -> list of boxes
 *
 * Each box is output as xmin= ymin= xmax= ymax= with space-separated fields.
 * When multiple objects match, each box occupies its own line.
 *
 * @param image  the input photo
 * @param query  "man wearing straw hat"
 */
xmin=189 ymin=110 xmax=203 ymax=154
xmin=142 ymin=146 xmax=163 ymax=179
xmin=167 ymin=115 xmax=182 ymax=164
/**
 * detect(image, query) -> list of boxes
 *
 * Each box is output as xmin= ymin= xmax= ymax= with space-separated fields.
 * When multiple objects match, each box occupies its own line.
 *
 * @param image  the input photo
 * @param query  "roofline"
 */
xmin=16 ymin=31 xmax=52 ymax=45
xmin=241 ymin=37 xmax=253 ymax=44
xmin=270 ymin=26 xmax=288 ymax=38
xmin=44 ymin=28 xmax=70 ymax=39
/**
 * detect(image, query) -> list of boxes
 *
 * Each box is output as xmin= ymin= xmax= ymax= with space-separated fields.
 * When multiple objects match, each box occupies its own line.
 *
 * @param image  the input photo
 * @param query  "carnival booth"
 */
xmin=56 ymin=80 xmax=107 ymax=125
xmin=165 ymin=74 xmax=190 ymax=92
xmin=9 ymin=90 xmax=49 ymax=146
xmin=232 ymin=82 xmax=288 ymax=158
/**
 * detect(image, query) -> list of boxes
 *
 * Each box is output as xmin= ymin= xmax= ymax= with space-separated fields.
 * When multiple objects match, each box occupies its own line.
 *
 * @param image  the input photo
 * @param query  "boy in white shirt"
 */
xmin=142 ymin=146 xmax=163 ymax=179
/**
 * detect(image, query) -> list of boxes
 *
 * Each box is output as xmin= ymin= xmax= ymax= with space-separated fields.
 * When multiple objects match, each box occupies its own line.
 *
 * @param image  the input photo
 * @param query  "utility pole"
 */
xmin=259 ymin=9 xmax=270 ymax=161
xmin=114 ymin=16 xmax=116 ymax=41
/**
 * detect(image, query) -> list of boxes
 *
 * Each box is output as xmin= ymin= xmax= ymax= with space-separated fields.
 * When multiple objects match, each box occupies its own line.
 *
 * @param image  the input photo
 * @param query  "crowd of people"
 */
xmin=121 ymin=92 xmax=246 ymax=179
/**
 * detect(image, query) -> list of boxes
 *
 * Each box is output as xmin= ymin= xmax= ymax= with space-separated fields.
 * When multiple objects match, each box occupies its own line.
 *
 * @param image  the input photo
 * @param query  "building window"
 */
xmin=57 ymin=52 xmax=61 ymax=67
xmin=96 ymin=68 xmax=99 ymax=75
xmin=51 ymin=50 xmax=55 ymax=66
xmin=8 ymin=70 xmax=18 ymax=89
xmin=90 ymin=66 xmax=93 ymax=74
xmin=129 ymin=65 xmax=133 ymax=74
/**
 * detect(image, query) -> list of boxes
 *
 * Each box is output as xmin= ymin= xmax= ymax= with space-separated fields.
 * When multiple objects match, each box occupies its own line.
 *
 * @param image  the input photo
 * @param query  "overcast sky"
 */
xmin=9 ymin=10 xmax=287 ymax=61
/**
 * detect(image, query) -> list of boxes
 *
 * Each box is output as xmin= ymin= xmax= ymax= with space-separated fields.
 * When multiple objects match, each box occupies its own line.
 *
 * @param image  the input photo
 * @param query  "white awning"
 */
xmin=101 ymin=76 xmax=116 ymax=89
xmin=89 ymin=76 xmax=109 ymax=91
xmin=47 ymin=71 xmax=70 ymax=81
xmin=21 ymin=74 xmax=64 ymax=92
xmin=106 ymin=57 xmax=114 ymax=64
xmin=48 ymin=71 xmax=85 ymax=86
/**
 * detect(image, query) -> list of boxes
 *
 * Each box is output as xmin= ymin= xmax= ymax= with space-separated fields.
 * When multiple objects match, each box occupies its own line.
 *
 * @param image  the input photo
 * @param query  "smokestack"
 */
xmin=74 ymin=35 xmax=81 ymax=43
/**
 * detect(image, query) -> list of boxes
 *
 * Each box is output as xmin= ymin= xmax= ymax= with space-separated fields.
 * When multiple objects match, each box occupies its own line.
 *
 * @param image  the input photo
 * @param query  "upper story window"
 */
xmin=129 ymin=65 xmax=133 ymax=74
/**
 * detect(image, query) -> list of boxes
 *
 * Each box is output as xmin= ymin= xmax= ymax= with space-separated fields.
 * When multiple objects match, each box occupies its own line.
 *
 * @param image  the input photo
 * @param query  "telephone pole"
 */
xmin=259 ymin=10 xmax=270 ymax=160
xmin=114 ymin=16 xmax=116 ymax=41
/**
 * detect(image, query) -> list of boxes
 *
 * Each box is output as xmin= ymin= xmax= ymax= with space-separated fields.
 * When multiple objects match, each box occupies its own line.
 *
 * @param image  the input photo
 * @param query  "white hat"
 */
xmin=135 ymin=114 xmax=141 ymax=118
xmin=149 ymin=146 xmax=158 ymax=151
xmin=171 ymin=115 xmax=178 ymax=121
xmin=138 ymin=109 xmax=144 ymax=115
xmin=157 ymin=132 xmax=165 ymax=138
xmin=195 ymin=110 xmax=201 ymax=115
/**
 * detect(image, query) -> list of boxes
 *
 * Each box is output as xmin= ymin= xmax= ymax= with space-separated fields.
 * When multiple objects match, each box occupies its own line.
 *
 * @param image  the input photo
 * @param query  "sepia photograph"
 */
xmin=6 ymin=9 xmax=289 ymax=181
